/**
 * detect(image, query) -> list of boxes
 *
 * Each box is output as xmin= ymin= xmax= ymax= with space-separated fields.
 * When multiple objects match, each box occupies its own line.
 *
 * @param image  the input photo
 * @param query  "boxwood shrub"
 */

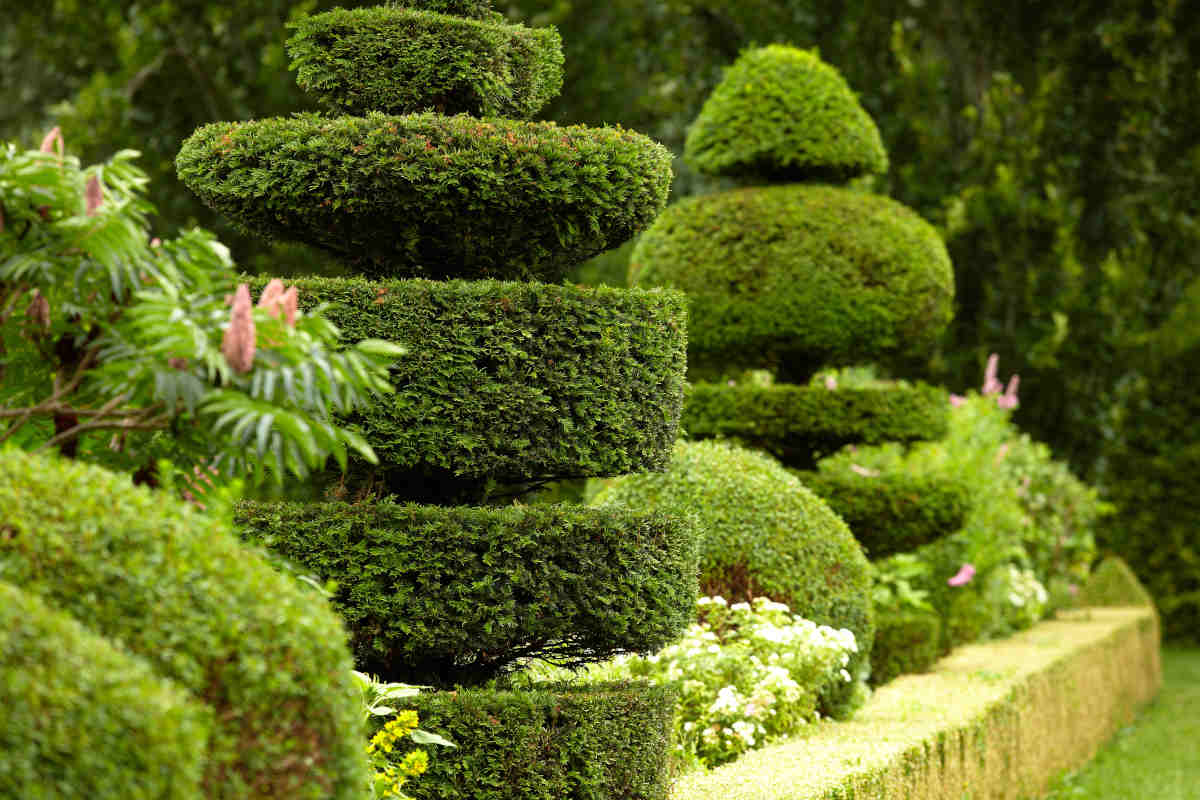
xmin=234 ymin=500 xmax=699 ymax=687
xmin=402 ymin=683 xmax=676 ymax=800
xmin=868 ymin=609 xmax=942 ymax=687
xmin=288 ymin=6 xmax=563 ymax=118
xmin=178 ymin=112 xmax=673 ymax=281
xmin=1078 ymin=556 xmax=1155 ymax=609
xmin=794 ymin=470 xmax=970 ymax=559
xmin=0 ymin=581 xmax=211 ymax=800
xmin=247 ymin=276 xmax=686 ymax=497
xmin=684 ymin=45 xmax=888 ymax=182
xmin=629 ymin=184 xmax=954 ymax=381
xmin=0 ymin=449 xmax=368 ymax=800
xmin=684 ymin=382 xmax=949 ymax=468
xmin=591 ymin=440 xmax=873 ymax=719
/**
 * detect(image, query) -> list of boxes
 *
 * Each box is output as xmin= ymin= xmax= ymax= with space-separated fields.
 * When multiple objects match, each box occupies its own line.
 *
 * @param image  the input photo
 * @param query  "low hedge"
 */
xmin=178 ymin=112 xmax=673 ymax=281
xmin=234 ymin=500 xmax=699 ymax=687
xmin=867 ymin=609 xmax=942 ymax=687
xmin=403 ymin=683 xmax=676 ymax=800
xmin=630 ymin=185 xmax=954 ymax=381
xmin=0 ymin=581 xmax=211 ymax=800
xmin=288 ymin=7 xmax=563 ymax=118
xmin=684 ymin=45 xmax=888 ymax=182
xmin=684 ymin=382 xmax=950 ymax=468
xmin=0 ymin=449 xmax=368 ymax=800
xmin=248 ymin=276 xmax=686 ymax=496
xmin=793 ymin=470 xmax=970 ymax=559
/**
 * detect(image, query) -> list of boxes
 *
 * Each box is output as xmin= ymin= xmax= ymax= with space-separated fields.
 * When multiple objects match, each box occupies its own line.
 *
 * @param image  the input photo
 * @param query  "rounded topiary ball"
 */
xmin=591 ymin=439 xmax=873 ymax=717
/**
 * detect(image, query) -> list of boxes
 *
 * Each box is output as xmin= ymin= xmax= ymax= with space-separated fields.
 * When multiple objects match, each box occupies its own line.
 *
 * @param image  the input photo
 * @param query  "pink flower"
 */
xmin=996 ymin=374 xmax=1020 ymax=409
xmin=824 ymin=375 xmax=838 ymax=390
xmin=85 ymin=175 xmax=104 ymax=216
xmin=850 ymin=464 xmax=880 ymax=478
xmin=995 ymin=443 xmax=1010 ymax=463
xmin=39 ymin=126 xmax=63 ymax=158
xmin=948 ymin=564 xmax=976 ymax=587
xmin=982 ymin=353 xmax=1003 ymax=395
xmin=949 ymin=394 xmax=967 ymax=407
xmin=221 ymin=283 xmax=256 ymax=374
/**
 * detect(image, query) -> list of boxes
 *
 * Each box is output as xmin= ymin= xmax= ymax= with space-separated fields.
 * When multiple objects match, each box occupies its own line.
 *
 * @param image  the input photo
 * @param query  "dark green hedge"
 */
xmin=248 ymin=276 xmax=686 ymax=497
xmin=234 ymin=500 xmax=699 ymax=687
xmin=868 ymin=609 xmax=941 ymax=687
xmin=398 ymin=0 xmax=498 ymax=18
xmin=0 ymin=581 xmax=211 ymax=800
xmin=684 ymin=45 xmax=888 ymax=182
xmin=402 ymin=683 xmax=675 ymax=800
xmin=288 ymin=7 xmax=563 ymax=118
xmin=793 ymin=470 xmax=970 ymax=559
xmin=178 ymin=112 xmax=673 ymax=281
xmin=684 ymin=382 xmax=950 ymax=469
xmin=0 ymin=449 xmax=367 ymax=800
xmin=630 ymin=184 xmax=954 ymax=381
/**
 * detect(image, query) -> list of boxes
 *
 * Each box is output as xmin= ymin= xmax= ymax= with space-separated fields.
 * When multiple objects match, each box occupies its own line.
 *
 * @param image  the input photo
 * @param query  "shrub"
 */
xmin=287 ymin=7 xmax=563 ymax=118
xmin=1077 ymin=556 xmax=1156 ymax=608
xmin=869 ymin=609 xmax=942 ymax=687
xmin=177 ymin=112 xmax=673 ymax=281
xmin=234 ymin=500 xmax=699 ymax=687
xmin=0 ymin=580 xmax=211 ymax=800
xmin=683 ymin=45 xmax=888 ymax=182
xmin=400 ymin=683 xmax=677 ymax=800
xmin=591 ymin=439 xmax=873 ymax=719
xmin=0 ymin=448 xmax=368 ymax=800
xmin=629 ymin=185 xmax=954 ymax=381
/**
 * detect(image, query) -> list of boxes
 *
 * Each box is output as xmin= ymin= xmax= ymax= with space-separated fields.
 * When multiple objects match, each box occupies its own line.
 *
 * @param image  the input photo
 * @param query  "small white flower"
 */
xmin=839 ymin=668 xmax=852 ymax=683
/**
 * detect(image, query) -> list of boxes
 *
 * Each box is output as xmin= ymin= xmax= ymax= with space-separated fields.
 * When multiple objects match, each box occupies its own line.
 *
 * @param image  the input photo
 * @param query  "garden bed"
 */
xmin=671 ymin=606 xmax=1160 ymax=800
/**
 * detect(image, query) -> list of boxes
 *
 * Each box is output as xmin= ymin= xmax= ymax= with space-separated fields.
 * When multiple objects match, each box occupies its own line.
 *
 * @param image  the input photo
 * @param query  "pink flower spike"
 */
xmin=84 ymin=175 xmax=104 ymax=216
xmin=982 ymin=353 xmax=1003 ymax=395
xmin=40 ymin=126 xmax=63 ymax=157
xmin=824 ymin=375 xmax=838 ymax=390
xmin=280 ymin=286 xmax=298 ymax=328
xmin=221 ymin=283 xmax=256 ymax=374
xmin=995 ymin=443 xmax=1010 ymax=463
xmin=949 ymin=394 xmax=967 ymax=407
xmin=948 ymin=563 xmax=976 ymax=587
xmin=997 ymin=374 xmax=1020 ymax=409
xmin=256 ymin=279 xmax=286 ymax=318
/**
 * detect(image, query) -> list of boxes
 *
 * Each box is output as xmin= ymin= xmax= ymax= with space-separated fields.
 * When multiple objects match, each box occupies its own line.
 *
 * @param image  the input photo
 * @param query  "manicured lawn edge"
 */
xmin=671 ymin=607 xmax=1160 ymax=800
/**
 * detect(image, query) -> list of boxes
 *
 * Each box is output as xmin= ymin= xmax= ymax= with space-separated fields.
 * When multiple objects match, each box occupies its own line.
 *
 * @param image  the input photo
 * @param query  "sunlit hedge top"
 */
xmin=684 ymin=45 xmax=888 ymax=182
xmin=396 ymin=0 xmax=498 ymax=19
xmin=288 ymin=6 xmax=563 ymax=118
xmin=178 ymin=112 xmax=673 ymax=281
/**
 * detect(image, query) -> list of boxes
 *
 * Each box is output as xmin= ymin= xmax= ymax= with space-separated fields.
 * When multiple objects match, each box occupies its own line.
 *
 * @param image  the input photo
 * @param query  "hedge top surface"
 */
xmin=0 ymin=448 xmax=367 ymax=800
xmin=178 ymin=112 xmax=673 ymax=281
xmin=684 ymin=45 xmax=888 ymax=182
xmin=394 ymin=0 xmax=497 ymax=19
xmin=288 ymin=6 xmax=563 ymax=118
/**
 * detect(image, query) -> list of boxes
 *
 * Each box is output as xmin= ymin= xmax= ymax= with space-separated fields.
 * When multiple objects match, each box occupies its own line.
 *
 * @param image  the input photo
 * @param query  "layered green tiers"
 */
xmin=178 ymin=113 xmax=672 ymax=281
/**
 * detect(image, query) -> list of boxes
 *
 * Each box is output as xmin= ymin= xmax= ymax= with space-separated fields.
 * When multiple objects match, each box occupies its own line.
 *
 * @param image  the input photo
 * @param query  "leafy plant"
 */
xmin=871 ymin=554 xmax=933 ymax=615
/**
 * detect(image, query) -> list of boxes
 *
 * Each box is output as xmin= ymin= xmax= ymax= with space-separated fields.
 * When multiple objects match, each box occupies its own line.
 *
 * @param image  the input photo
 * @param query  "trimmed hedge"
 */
xmin=397 ymin=0 xmax=498 ymax=18
xmin=1078 ymin=556 xmax=1156 ymax=608
xmin=234 ymin=500 xmax=699 ymax=687
xmin=591 ymin=440 xmax=873 ymax=719
xmin=403 ymin=683 xmax=676 ymax=800
xmin=247 ymin=276 xmax=686 ymax=496
xmin=0 ymin=449 xmax=368 ymax=800
xmin=684 ymin=382 xmax=950 ymax=468
xmin=867 ymin=609 xmax=942 ymax=687
xmin=177 ymin=112 xmax=673 ymax=281
xmin=288 ymin=7 xmax=563 ymax=118
xmin=793 ymin=470 xmax=970 ymax=559
xmin=630 ymin=185 xmax=954 ymax=381
xmin=684 ymin=45 xmax=888 ymax=182
xmin=0 ymin=581 xmax=211 ymax=800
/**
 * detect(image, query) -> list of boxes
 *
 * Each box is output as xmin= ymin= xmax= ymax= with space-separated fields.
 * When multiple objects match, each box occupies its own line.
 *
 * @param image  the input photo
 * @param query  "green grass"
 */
xmin=1042 ymin=647 xmax=1200 ymax=799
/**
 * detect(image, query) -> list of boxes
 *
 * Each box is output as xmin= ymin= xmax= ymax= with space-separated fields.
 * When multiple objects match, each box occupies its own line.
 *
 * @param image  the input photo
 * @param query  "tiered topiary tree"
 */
xmin=629 ymin=46 xmax=964 ymax=684
xmin=178 ymin=4 xmax=697 ymax=798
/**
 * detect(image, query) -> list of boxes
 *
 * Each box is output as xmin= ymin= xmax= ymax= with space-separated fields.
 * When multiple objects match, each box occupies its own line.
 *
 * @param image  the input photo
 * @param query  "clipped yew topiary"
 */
xmin=1077 ymin=556 xmax=1156 ymax=609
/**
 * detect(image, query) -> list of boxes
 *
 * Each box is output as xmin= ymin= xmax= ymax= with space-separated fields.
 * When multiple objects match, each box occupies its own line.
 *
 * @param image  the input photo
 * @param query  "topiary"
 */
xmin=0 ymin=448 xmax=368 ymax=800
xmin=1077 ymin=556 xmax=1156 ymax=609
xmin=868 ymin=609 xmax=942 ymax=687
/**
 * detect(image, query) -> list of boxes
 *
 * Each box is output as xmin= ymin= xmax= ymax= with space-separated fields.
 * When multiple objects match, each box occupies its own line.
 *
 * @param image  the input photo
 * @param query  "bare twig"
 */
xmin=37 ymin=403 xmax=169 ymax=452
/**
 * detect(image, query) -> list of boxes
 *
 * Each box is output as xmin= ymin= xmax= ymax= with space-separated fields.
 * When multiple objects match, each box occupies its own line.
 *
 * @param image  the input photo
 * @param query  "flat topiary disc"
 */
xmin=685 ymin=45 xmax=888 ymax=182
xmin=178 ymin=112 xmax=673 ymax=282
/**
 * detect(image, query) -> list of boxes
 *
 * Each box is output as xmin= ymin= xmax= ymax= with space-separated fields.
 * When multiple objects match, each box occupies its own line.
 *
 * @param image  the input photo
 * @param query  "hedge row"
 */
xmin=684 ymin=383 xmax=950 ymax=469
xmin=630 ymin=185 xmax=954 ymax=381
xmin=684 ymin=45 xmax=888 ymax=182
xmin=249 ymin=276 xmax=686 ymax=497
xmin=0 ymin=449 xmax=367 ymax=800
xmin=793 ymin=470 xmax=970 ymax=558
xmin=0 ymin=581 xmax=211 ymax=800
xmin=178 ymin=112 xmax=673 ymax=281
xmin=234 ymin=500 xmax=699 ymax=687
xmin=404 ymin=683 xmax=676 ymax=800
xmin=867 ymin=609 xmax=942 ymax=688
xmin=288 ymin=7 xmax=563 ymax=118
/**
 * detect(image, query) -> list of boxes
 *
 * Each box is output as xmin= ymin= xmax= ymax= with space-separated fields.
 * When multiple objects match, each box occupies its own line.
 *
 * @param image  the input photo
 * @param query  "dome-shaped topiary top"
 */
xmin=397 ymin=0 xmax=497 ymax=18
xmin=684 ymin=45 xmax=888 ymax=182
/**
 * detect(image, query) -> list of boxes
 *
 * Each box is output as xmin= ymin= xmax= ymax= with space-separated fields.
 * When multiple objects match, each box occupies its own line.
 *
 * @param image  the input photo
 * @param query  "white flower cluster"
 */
xmin=988 ymin=564 xmax=1050 ymax=630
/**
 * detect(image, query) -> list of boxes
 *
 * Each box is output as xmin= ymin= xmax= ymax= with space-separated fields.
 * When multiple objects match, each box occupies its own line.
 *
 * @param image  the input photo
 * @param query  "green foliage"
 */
xmin=234 ymin=499 xmax=699 ymax=687
xmin=630 ymin=184 xmax=954 ymax=381
xmin=401 ymin=683 xmax=677 ymax=800
xmin=684 ymin=381 xmax=949 ymax=468
xmin=684 ymin=45 xmax=887 ymax=182
xmin=868 ymin=609 xmax=941 ymax=687
xmin=288 ymin=7 xmax=562 ymax=118
xmin=246 ymin=275 xmax=686 ymax=498
xmin=0 ymin=580 xmax=212 ymax=800
xmin=796 ymin=470 xmax=970 ymax=559
xmin=400 ymin=0 xmax=498 ymax=18
xmin=1077 ymin=556 xmax=1155 ymax=610
xmin=177 ymin=112 xmax=673 ymax=281
xmin=591 ymin=439 xmax=873 ymax=719
xmin=0 ymin=448 xmax=369 ymax=800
